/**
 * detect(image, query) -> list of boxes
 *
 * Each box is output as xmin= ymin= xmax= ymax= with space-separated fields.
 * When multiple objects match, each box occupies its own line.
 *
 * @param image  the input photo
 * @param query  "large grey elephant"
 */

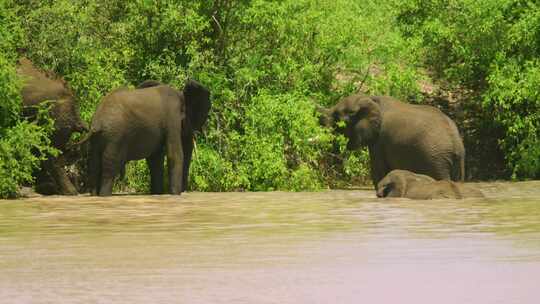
xmin=17 ymin=57 xmax=88 ymax=195
xmin=377 ymin=170 xmax=484 ymax=199
xmin=320 ymin=95 xmax=465 ymax=189
xmin=84 ymin=79 xmax=211 ymax=196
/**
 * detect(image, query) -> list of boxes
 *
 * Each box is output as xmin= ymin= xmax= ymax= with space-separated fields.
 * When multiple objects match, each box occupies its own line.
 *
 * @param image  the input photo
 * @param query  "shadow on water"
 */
xmin=1 ymin=181 xmax=540 ymax=303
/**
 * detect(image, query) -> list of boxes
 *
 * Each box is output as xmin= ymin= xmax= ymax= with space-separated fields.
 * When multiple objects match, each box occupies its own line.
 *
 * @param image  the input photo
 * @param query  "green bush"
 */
xmin=0 ymin=59 xmax=57 ymax=199
xmin=189 ymin=144 xmax=246 ymax=192
xmin=116 ymin=160 xmax=151 ymax=194
xmin=0 ymin=4 xmax=57 ymax=198
xmin=0 ymin=56 xmax=21 ymax=130
xmin=396 ymin=0 xmax=540 ymax=178
xmin=0 ymin=118 xmax=57 ymax=198
xmin=2 ymin=0 xmax=447 ymax=194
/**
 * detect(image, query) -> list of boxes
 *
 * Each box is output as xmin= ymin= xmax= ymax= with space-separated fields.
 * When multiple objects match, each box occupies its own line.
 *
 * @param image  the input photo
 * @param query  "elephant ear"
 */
xmin=183 ymin=79 xmax=211 ymax=132
xmin=338 ymin=95 xmax=382 ymax=149
xmin=137 ymin=80 xmax=162 ymax=89
xmin=353 ymin=96 xmax=382 ymax=145
xmin=392 ymin=172 xmax=408 ymax=197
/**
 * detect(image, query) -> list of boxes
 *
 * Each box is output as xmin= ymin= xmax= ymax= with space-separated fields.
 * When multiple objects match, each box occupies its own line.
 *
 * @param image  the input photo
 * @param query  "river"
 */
xmin=1 ymin=181 xmax=539 ymax=303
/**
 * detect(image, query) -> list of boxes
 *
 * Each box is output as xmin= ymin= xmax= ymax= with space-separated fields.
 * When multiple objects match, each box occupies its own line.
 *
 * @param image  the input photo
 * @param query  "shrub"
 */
xmin=0 ymin=59 xmax=57 ymax=198
xmin=0 ymin=118 xmax=57 ymax=198
xmin=396 ymin=0 xmax=540 ymax=178
xmin=0 ymin=7 xmax=57 ymax=198
xmin=4 ymin=0 xmax=428 ymax=193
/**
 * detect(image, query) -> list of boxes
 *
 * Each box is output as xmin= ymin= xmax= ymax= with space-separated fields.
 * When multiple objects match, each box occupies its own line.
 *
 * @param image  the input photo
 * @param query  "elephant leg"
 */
xmin=44 ymin=156 xmax=78 ymax=195
xmin=88 ymin=139 xmax=102 ymax=196
xmin=99 ymin=143 xmax=124 ymax=196
xmin=368 ymin=148 xmax=388 ymax=190
xmin=34 ymin=167 xmax=57 ymax=195
xmin=181 ymin=131 xmax=194 ymax=192
xmin=166 ymin=137 xmax=184 ymax=195
xmin=146 ymin=151 xmax=165 ymax=194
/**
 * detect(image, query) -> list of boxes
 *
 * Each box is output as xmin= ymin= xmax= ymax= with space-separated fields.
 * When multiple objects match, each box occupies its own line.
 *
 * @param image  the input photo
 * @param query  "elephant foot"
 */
xmin=18 ymin=186 xmax=43 ymax=198
xmin=36 ymin=181 xmax=79 ymax=195
xmin=34 ymin=182 xmax=59 ymax=195
xmin=59 ymin=184 xmax=79 ymax=195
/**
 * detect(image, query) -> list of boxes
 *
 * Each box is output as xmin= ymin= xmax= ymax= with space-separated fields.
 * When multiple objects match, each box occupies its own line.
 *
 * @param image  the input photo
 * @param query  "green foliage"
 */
xmin=189 ymin=144 xmax=244 ymax=192
xmin=191 ymin=91 xmax=333 ymax=191
xmin=116 ymin=160 xmax=151 ymax=194
xmin=0 ymin=0 xmax=24 ymax=60
xmin=486 ymin=58 xmax=540 ymax=178
xmin=396 ymin=0 xmax=540 ymax=178
xmin=16 ymin=0 xmax=540 ymax=193
xmin=0 ymin=8 xmax=57 ymax=198
xmin=0 ymin=2 xmax=61 ymax=198
xmin=0 ymin=56 xmax=21 ymax=129
xmin=0 ymin=0 xmax=24 ymax=129
xmin=0 ymin=100 xmax=57 ymax=199
xmin=186 ymin=0 xmax=422 ymax=190
xmin=4 ymin=0 xmax=427 ymax=192
xmin=18 ymin=0 xmax=127 ymax=121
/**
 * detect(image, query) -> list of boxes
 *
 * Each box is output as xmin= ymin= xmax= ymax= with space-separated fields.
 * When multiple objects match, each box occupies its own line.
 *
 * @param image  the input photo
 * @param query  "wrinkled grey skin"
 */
xmin=17 ymin=58 xmax=88 ymax=195
xmin=320 ymin=95 xmax=465 ymax=189
xmin=84 ymin=80 xmax=211 ymax=196
xmin=377 ymin=170 xmax=484 ymax=199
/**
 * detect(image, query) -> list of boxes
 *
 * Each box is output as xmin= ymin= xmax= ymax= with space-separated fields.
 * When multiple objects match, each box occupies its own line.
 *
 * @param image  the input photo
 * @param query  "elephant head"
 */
xmin=377 ymin=170 xmax=436 ymax=198
xmin=17 ymin=57 xmax=88 ymax=149
xmin=320 ymin=95 xmax=381 ymax=150
xmin=48 ymin=98 xmax=88 ymax=153
xmin=183 ymin=79 xmax=211 ymax=132
xmin=53 ymin=98 xmax=88 ymax=133
xmin=376 ymin=171 xmax=407 ymax=197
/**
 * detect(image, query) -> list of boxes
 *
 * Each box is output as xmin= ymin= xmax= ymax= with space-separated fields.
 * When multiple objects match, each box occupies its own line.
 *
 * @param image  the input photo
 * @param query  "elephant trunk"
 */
xmin=316 ymin=106 xmax=333 ymax=127
xmin=75 ymin=120 xmax=89 ymax=133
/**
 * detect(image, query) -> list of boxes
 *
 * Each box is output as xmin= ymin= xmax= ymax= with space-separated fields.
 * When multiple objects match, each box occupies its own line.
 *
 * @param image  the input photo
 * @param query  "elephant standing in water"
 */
xmin=17 ymin=58 xmax=88 ymax=195
xmin=319 ymin=95 xmax=465 ymax=189
xmin=84 ymin=80 xmax=211 ymax=196
xmin=377 ymin=170 xmax=484 ymax=199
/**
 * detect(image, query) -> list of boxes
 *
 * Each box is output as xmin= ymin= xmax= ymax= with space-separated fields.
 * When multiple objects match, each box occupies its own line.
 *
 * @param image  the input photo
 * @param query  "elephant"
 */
xmin=319 ymin=95 xmax=465 ymax=189
xmin=16 ymin=57 xmax=88 ymax=195
xmin=376 ymin=170 xmax=484 ymax=199
xmin=83 ymin=79 xmax=211 ymax=196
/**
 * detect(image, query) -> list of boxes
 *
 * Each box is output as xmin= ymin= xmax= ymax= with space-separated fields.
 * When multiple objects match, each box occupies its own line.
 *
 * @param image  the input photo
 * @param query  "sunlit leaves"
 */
xmin=397 ymin=0 xmax=540 ymax=178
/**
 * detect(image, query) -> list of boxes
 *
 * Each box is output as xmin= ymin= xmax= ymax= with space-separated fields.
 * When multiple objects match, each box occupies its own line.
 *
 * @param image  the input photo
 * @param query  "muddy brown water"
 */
xmin=1 ymin=181 xmax=540 ymax=303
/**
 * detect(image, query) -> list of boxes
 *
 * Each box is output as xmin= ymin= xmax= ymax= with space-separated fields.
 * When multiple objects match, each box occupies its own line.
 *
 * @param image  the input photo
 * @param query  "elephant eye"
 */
xmin=382 ymin=183 xmax=393 ymax=197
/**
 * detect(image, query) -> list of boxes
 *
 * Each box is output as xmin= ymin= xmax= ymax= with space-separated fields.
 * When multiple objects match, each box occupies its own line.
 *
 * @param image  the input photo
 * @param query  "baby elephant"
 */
xmin=376 ymin=170 xmax=484 ymax=200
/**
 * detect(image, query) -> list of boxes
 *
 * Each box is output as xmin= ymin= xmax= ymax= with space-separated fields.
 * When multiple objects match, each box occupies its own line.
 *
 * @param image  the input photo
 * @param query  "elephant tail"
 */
xmin=69 ymin=126 xmax=102 ymax=150
xmin=445 ymin=115 xmax=465 ymax=182
xmin=136 ymin=80 xmax=162 ymax=89
xmin=451 ymin=152 xmax=465 ymax=182
xmin=459 ymin=154 xmax=465 ymax=182
xmin=72 ymin=130 xmax=94 ymax=147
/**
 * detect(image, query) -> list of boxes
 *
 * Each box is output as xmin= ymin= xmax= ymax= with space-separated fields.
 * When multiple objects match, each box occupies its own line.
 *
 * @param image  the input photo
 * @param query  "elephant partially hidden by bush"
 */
xmin=319 ymin=95 xmax=465 ymax=189
xmin=376 ymin=170 xmax=484 ymax=199
xmin=83 ymin=79 xmax=211 ymax=196
xmin=16 ymin=58 xmax=88 ymax=195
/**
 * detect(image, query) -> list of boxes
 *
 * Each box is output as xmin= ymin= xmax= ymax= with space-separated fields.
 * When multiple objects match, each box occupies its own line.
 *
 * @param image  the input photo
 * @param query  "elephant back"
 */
xmin=377 ymin=98 xmax=465 ymax=181
xmin=136 ymin=80 xmax=163 ymax=89
xmin=17 ymin=58 xmax=73 ymax=107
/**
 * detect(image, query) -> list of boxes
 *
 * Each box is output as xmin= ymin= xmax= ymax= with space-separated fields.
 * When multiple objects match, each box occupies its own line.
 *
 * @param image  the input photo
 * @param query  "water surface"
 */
xmin=1 ymin=181 xmax=539 ymax=303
